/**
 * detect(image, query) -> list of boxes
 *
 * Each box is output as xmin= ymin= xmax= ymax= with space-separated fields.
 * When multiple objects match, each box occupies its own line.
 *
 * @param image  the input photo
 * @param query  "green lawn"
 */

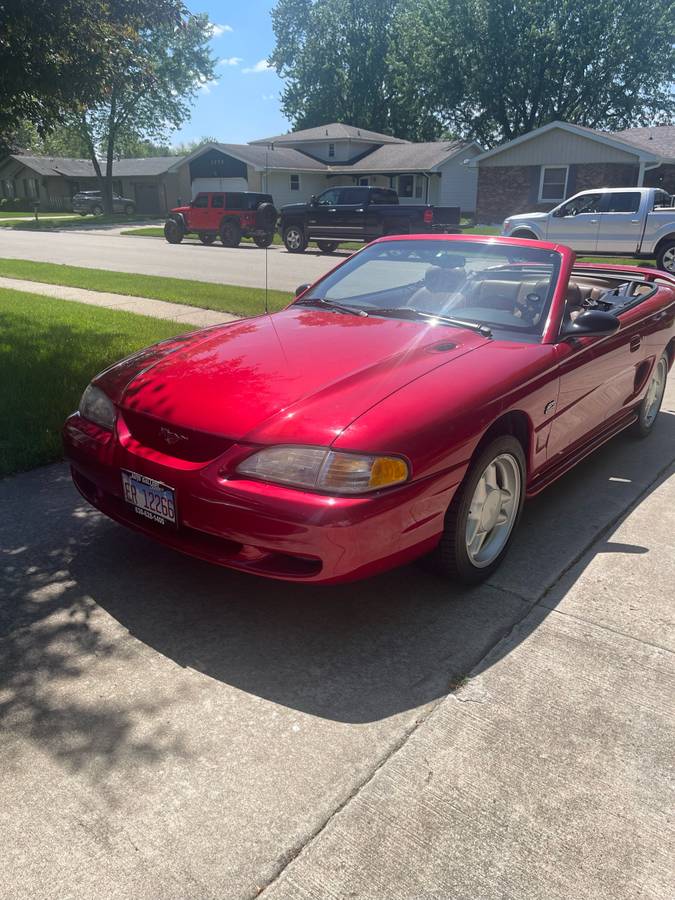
xmin=0 ymin=258 xmax=290 ymax=317
xmin=0 ymin=214 xmax=162 ymax=231
xmin=0 ymin=289 xmax=192 ymax=477
xmin=0 ymin=211 xmax=81 ymax=221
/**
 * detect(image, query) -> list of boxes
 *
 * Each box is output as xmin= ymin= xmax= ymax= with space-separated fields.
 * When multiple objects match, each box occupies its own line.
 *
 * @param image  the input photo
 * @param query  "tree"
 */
xmin=392 ymin=0 xmax=675 ymax=145
xmin=70 ymin=11 xmax=215 ymax=210
xmin=0 ymin=1 xmax=185 ymax=155
xmin=270 ymin=0 xmax=436 ymax=140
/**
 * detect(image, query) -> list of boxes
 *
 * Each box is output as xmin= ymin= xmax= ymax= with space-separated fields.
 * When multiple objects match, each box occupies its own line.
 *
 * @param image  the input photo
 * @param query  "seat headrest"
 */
xmin=424 ymin=266 xmax=466 ymax=293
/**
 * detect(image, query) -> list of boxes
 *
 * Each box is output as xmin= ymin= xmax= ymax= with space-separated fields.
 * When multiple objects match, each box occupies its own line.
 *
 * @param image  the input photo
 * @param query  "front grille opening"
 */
xmin=121 ymin=409 xmax=233 ymax=462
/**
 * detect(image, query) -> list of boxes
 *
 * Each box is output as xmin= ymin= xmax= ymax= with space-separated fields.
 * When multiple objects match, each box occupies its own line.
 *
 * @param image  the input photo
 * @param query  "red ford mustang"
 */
xmin=63 ymin=235 xmax=674 ymax=584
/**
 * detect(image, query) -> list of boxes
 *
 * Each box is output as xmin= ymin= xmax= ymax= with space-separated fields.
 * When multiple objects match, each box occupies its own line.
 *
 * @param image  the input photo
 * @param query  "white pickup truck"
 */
xmin=501 ymin=187 xmax=675 ymax=272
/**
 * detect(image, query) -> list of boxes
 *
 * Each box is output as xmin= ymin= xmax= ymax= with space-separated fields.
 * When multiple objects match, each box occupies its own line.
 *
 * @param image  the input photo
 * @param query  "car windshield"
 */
xmin=301 ymin=239 xmax=562 ymax=337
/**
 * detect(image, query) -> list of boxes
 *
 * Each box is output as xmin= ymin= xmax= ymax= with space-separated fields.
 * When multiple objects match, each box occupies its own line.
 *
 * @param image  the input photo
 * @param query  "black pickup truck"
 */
xmin=279 ymin=186 xmax=459 ymax=253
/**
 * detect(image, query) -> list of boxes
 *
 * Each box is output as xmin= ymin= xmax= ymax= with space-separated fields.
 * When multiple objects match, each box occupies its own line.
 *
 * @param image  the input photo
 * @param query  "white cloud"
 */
xmin=219 ymin=56 xmax=243 ymax=67
xmin=197 ymin=80 xmax=215 ymax=94
xmin=261 ymin=93 xmax=276 ymax=101
xmin=242 ymin=59 xmax=272 ymax=74
xmin=210 ymin=23 xmax=233 ymax=37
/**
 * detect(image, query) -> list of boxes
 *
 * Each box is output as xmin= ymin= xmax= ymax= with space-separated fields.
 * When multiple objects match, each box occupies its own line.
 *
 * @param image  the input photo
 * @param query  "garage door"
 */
xmin=134 ymin=184 xmax=161 ymax=214
xmin=191 ymin=177 xmax=248 ymax=197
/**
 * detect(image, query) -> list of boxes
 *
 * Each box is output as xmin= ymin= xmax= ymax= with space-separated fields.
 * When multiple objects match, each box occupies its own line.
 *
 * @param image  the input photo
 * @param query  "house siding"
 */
xmin=437 ymin=147 xmax=480 ymax=213
xmin=477 ymin=162 xmax=640 ymax=224
xmin=479 ymin=127 xmax=640 ymax=167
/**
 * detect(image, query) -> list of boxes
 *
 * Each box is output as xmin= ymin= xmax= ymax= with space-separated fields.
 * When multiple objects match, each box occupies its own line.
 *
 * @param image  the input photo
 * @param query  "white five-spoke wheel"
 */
xmin=465 ymin=453 xmax=521 ymax=568
xmin=283 ymin=225 xmax=307 ymax=253
xmin=657 ymin=241 xmax=675 ymax=273
xmin=633 ymin=353 xmax=669 ymax=437
xmin=426 ymin=435 xmax=526 ymax=584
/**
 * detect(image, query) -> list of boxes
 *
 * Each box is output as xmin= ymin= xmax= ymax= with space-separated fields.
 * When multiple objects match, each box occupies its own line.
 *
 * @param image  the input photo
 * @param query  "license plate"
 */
xmin=121 ymin=470 xmax=177 ymax=525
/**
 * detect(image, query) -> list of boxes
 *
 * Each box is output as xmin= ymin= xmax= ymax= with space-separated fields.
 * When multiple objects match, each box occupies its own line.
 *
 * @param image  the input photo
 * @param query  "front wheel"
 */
xmin=317 ymin=240 xmax=339 ymax=254
xmin=511 ymin=230 xmax=537 ymax=240
xmin=92 ymin=205 xmax=103 ymax=216
xmin=632 ymin=353 xmax=669 ymax=437
xmin=426 ymin=436 xmax=526 ymax=584
xmin=283 ymin=224 xmax=308 ymax=253
xmin=254 ymin=233 xmax=274 ymax=248
xmin=163 ymin=219 xmax=184 ymax=244
xmin=656 ymin=241 xmax=675 ymax=274
xmin=199 ymin=233 xmax=216 ymax=245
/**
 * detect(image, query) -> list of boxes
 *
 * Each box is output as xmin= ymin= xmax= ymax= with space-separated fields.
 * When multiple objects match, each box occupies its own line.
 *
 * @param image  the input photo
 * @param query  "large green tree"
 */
xmin=0 ymin=1 xmax=184 ymax=155
xmin=70 ymin=11 xmax=215 ymax=211
xmin=270 ymin=0 xmax=675 ymax=145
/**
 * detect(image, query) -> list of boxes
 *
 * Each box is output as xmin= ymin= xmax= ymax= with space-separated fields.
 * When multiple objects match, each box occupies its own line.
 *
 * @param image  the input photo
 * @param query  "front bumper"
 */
xmin=63 ymin=413 xmax=461 ymax=584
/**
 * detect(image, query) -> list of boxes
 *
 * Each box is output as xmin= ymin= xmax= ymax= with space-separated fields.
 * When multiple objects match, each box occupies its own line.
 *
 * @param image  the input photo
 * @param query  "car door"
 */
xmin=545 ymin=192 xmax=604 ymax=252
xmin=189 ymin=193 xmax=211 ymax=230
xmin=595 ymin=190 xmax=644 ymax=255
xmin=307 ymin=188 xmax=342 ymax=239
xmin=333 ymin=187 xmax=369 ymax=237
xmin=547 ymin=285 xmax=646 ymax=458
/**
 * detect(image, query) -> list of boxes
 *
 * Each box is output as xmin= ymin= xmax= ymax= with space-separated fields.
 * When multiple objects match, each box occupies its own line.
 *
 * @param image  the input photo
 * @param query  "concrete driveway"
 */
xmin=1 ymin=381 xmax=673 ymax=899
xmin=0 ymin=228 xmax=345 ymax=292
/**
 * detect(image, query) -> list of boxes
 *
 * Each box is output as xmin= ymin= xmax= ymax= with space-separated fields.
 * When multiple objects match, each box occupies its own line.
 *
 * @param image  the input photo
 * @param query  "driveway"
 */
xmin=0 ymin=228 xmax=346 ymax=292
xmin=1 ymin=381 xmax=673 ymax=899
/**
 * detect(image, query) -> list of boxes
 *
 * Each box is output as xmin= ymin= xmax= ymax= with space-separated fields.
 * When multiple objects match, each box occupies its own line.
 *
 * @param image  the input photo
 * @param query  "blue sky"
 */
xmin=177 ymin=0 xmax=292 ymax=146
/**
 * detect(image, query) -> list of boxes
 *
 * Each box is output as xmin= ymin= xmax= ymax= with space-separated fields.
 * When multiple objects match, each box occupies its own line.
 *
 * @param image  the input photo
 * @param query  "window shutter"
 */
xmin=566 ymin=165 xmax=577 ymax=197
xmin=528 ymin=166 xmax=541 ymax=204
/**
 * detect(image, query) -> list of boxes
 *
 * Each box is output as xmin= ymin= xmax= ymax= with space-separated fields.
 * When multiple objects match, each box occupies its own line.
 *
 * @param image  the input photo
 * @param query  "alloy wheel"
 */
xmin=465 ymin=453 xmax=521 ymax=568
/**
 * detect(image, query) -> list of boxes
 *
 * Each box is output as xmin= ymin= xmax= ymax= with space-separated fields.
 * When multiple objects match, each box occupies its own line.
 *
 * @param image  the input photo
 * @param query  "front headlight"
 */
xmin=78 ymin=384 xmax=115 ymax=430
xmin=236 ymin=446 xmax=409 ymax=494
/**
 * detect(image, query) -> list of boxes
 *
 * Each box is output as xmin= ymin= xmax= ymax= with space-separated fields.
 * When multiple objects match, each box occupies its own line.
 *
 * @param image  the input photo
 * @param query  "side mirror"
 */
xmin=552 ymin=208 xmax=564 ymax=217
xmin=560 ymin=309 xmax=621 ymax=340
xmin=295 ymin=283 xmax=310 ymax=297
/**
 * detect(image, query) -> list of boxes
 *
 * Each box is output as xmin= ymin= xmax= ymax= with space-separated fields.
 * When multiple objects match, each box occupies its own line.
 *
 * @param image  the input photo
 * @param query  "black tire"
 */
xmin=656 ymin=240 xmax=675 ymax=274
xmin=199 ymin=233 xmax=217 ymax=245
xmin=426 ymin=436 xmax=526 ymax=584
xmin=220 ymin=219 xmax=241 ymax=248
xmin=255 ymin=202 xmax=278 ymax=230
xmin=124 ymin=204 xmax=135 ymax=216
xmin=283 ymin=224 xmax=308 ymax=253
xmin=92 ymin=205 xmax=103 ymax=216
xmin=78 ymin=212 xmax=87 ymax=217
xmin=511 ymin=230 xmax=537 ymax=240
xmin=317 ymin=241 xmax=339 ymax=254
xmin=253 ymin=232 xmax=274 ymax=248
xmin=631 ymin=353 xmax=669 ymax=437
xmin=163 ymin=218 xmax=184 ymax=244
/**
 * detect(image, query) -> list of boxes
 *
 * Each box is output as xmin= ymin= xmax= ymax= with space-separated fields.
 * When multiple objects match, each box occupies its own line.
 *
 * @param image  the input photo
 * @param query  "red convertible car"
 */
xmin=63 ymin=235 xmax=674 ymax=585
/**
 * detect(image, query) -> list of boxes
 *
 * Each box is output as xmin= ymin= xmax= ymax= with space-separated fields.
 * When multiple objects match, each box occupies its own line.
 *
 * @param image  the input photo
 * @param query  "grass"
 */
xmin=0 ymin=214 xmax=162 ymax=231
xmin=0 ymin=211 xmax=80 ymax=220
xmin=0 ymin=258 xmax=290 ymax=317
xmin=0 ymin=289 xmax=191 ymax=477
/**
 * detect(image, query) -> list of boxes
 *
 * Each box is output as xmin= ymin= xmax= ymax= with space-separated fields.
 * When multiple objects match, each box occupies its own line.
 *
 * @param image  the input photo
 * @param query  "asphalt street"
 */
xmin=0 ymin=227 xmax=345 ymax=293
xmin=1 ymin=373 xmax=673 ymax=899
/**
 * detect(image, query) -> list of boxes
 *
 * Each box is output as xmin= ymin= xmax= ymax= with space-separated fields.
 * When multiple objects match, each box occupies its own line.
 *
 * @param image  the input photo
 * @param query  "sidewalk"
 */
xmin=0 ymin=274 xmax=236 ymax=327
xmin=261 ymin=462 xmax=675 ymax=900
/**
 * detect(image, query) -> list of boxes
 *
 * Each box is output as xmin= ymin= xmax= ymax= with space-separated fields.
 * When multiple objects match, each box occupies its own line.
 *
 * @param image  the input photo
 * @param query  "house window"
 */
xmin=290 ymin=174 xmax=300 ymax=191
xmin=1 ymin=179 xmax=15 ymax=198
xmin=328 ymin=143 xmax=335 ymax=158
xmin=23 ymin=177 xmax=39 ymax=199
xmin=398 ymin=174 xmax=414 ymax=198
xmin=358 ymin=177 xmax=369 ymax=186
xmin=539 ymin=166 xmax=568 ymax=202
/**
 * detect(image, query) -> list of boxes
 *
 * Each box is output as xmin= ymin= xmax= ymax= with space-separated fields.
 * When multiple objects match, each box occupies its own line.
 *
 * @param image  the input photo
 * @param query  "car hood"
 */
xmin=98 ymin=308 xmax=488 ymax=447
xmin=506 ymin=212 xmax=549 ymax=223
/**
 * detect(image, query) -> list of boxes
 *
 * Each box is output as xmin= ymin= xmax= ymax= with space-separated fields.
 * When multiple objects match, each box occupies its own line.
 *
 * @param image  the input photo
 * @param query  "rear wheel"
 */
xmin=198 ymin=233 xmax=216 ymax=245
xmin=254 ymin=232 xmax=274 ymax=248
xmin=163 ymin=218 xmax=184 ymax=244
xmin=632 ymin=353 xmax=669 ymax=437
xmin=426 ymin=436 xmax=526 ymax=584
xmin=317 ymin=240 xmax=339 ymax=254
xmin=283 ymin=224 xmax=308 ymax=253
xmin=92 ymin=205 xmax=103 ymax=216
xmin=656 ymin=240 xmax=675 ymax=273
xmin=220 ymin=219 xmax=241 ymax=247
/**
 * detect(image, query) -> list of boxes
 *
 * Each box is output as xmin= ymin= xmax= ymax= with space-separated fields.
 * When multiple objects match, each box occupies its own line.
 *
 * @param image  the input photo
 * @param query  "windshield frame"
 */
xmin=292 ymin=235 xmax=565 ymax=342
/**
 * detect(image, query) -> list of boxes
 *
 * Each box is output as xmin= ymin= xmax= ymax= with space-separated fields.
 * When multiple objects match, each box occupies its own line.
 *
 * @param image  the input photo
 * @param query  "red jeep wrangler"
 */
xmin=164 ymin=191 xmax=278 ymax=248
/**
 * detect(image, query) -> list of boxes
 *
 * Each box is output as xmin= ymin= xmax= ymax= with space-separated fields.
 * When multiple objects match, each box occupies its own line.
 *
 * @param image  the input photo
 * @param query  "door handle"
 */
xmin=328 ymin=208 xmax=337 ymax=213
xmin=630 ymin=219 xmax=640 ymax=223
xmin=589 ymin=219 xmax=599 ymax=224
xmin=629 ymin=336 xmax=641 ymax=353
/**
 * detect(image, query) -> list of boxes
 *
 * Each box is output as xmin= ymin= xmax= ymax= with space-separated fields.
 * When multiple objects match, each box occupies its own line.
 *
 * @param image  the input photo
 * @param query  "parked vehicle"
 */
xmin=72 ymin=191 xmax=136 ymax=216
xmin=502 ymin=187 xmax=675 ymax=272
xmin=164 ymin=192 xmax=278 ymax=247
xmin=64 ymin=234 xmax=673 ymax=586
xmin=279 ymin=185 xmax=460 ymax=253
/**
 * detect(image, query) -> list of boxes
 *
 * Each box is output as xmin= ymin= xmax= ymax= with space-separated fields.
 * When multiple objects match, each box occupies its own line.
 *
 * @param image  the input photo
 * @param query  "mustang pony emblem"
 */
xmin=159 ymin=427 xmax=189 ymax=445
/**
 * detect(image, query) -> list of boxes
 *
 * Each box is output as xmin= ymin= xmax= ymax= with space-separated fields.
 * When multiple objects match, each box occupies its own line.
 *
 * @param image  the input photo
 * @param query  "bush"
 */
xmin=0 ymin=197 xmax=32 ymax=212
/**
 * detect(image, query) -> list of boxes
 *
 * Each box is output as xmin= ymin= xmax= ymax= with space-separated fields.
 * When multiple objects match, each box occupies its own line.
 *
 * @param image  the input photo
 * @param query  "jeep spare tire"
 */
xmin=164 ymin=218 xmax=184 ymax=244
xmin=255 ymin=202 xmax=277 ymax=230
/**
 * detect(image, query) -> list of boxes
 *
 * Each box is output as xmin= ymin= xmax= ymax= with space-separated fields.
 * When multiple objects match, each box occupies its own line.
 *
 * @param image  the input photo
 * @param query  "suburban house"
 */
xmin=0 ymin=154 xmax=181 ymax=214
xmin=0 ymin=123 xmax=482 ymax=216
xmin=472 ymin=121 xmax=675 ymax=223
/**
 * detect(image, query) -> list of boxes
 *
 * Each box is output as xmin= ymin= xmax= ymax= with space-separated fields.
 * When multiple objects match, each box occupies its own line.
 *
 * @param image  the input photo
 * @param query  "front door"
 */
xmin=189 ymin=192 xmax=211 ymax=230
xmin=546 ymin=192 xmax=604 ymax=253
xmin=307 ymin=188 xmax=342 ymax=239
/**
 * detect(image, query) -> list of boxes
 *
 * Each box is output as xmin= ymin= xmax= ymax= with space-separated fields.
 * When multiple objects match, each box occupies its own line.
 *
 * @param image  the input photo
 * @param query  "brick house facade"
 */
xmin=473 ymin=122 xmax=675 ymax=223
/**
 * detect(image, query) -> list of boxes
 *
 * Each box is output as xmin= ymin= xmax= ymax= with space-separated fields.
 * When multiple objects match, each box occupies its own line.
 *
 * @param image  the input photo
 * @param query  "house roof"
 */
xmin=8 ymin=154 xmax=181 ymax=178
xmin=249 ymin=122 xmax=407 ymax=145
xmin=332 ymin=141 xmax=476 ymax=173
xmin=471 ymin=121 xmax=662 ymax=166
xmin=613 ymin=126 xmax=675 ymax=161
